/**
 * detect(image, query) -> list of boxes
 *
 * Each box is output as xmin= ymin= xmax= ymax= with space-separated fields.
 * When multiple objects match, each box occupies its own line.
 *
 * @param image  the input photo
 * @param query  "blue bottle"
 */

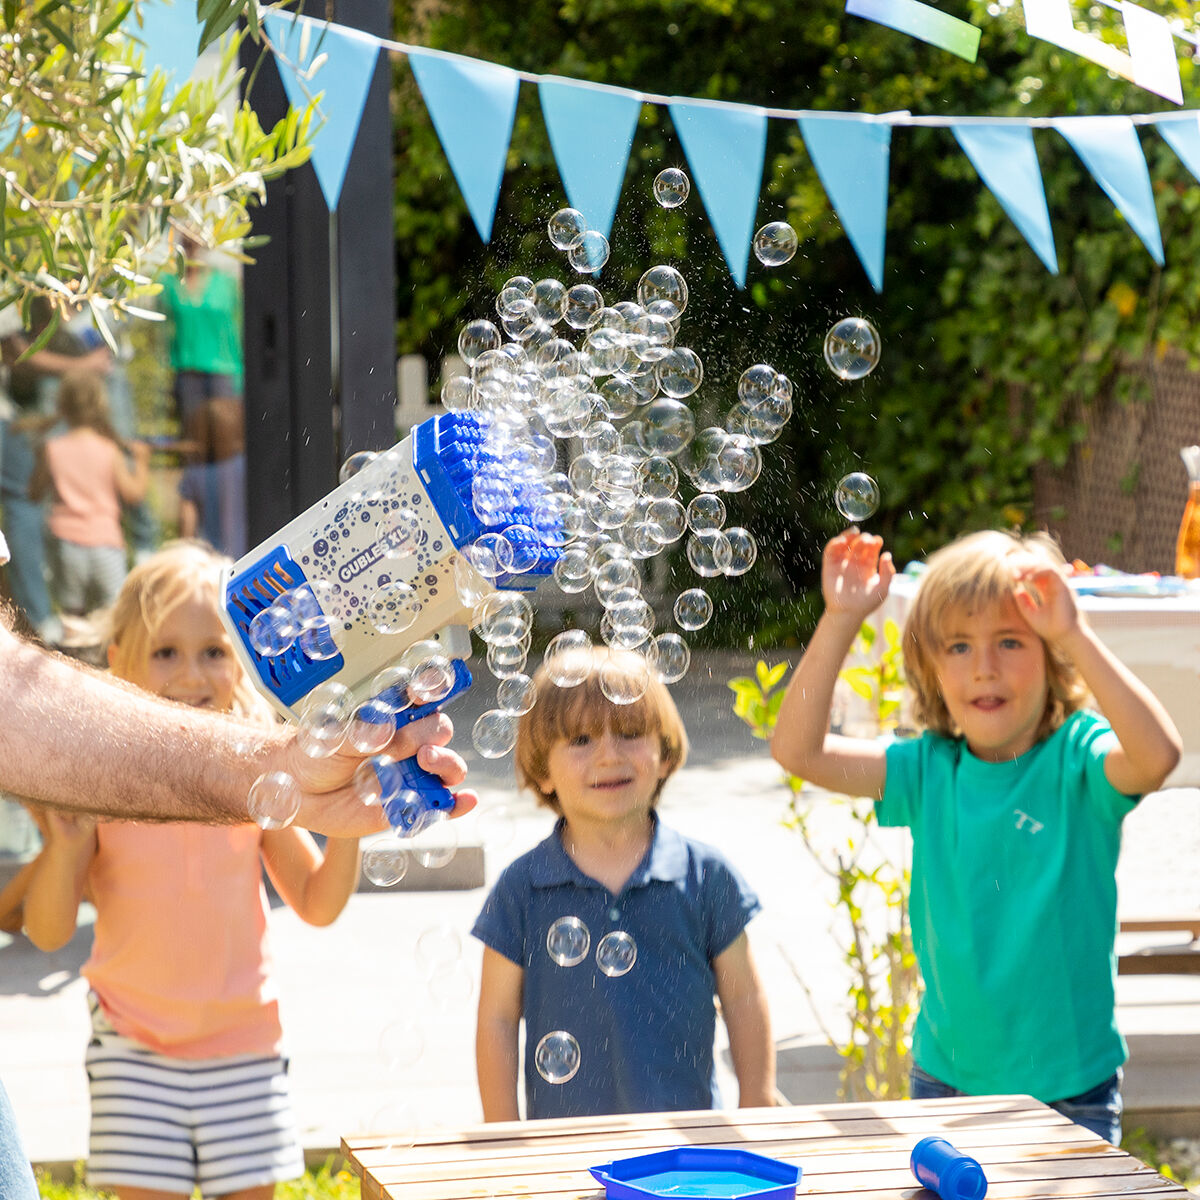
xmin=910 ymin=1137 xmax=987 ymax=1200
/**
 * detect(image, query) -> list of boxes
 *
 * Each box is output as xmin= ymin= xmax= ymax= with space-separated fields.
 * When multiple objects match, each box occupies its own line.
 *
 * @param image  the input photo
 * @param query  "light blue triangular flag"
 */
xmin=668 ymin=98 xmax=768 ymax=288
xmin=1052 ymin=115 xmax=1163 ymax=264
xmin=797 ymin=115 xmax=892 ymax=293
xmin=137 ymin=0 xmax=202 ymax=87
xmin=951 ymin=124 xmax=1058 ymax=274
xmin=408 ymin=48 xmax=520 ymax=243
xmin=262 ymin=11 xmax=381 ymax=212
xmin=538 ymin=77 xmax=642 ymax=240
xmin=1153 ymin=114 xmax=1200 ymax=186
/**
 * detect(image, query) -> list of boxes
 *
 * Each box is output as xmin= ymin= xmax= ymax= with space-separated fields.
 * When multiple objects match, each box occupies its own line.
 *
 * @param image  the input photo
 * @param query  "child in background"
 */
xmin=29 ymin=369 xmax=149 ymax=615
xmin=473 ymin=647 xmax=774 ymax=1121
xmin=20 ymin=540 xmax=362 ymax=1199
xmin=771 ymin=528 xmax=1181 ymax=1144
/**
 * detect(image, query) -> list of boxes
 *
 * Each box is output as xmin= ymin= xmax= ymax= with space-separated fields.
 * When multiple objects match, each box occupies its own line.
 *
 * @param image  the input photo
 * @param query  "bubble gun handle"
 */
xmin=365 ymin=658 xmax=473 ymax=835
xmin=910 ymin=1138 xmax=987 ymax=1200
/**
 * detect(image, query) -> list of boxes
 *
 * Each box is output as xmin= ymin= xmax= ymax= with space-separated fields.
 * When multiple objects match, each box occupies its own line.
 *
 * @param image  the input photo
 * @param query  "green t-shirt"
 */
xmin=159 ymin=270 xmax=242 ymax=381
xmin=879 ymin=709 xmax=1135 ymax=1101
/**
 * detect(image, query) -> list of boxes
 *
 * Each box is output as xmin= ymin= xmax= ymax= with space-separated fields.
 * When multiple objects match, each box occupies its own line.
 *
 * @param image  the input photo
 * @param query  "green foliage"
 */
xmin=1121 ymin=1129 xmax=1200 ymax=1192
xmin=729 ymin=622 xmax=918 ymax=1100
xmin=0 ymin=2 xmax=314 ymax=328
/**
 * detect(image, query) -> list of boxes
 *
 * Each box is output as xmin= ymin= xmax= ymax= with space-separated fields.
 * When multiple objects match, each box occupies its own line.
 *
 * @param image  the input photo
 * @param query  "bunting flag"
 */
xmin=667 ymin=99 xmax=768 ymax=288
xmin=538 ymin=78 xmax=643 ymax=240
xmin=1051 ymin=115 xmax=1164 ymax=265
xmin=951 ymin=124 xmax=1058 ymax=273
xmin=797 ymin=116 xmax=892 ymax=293
xmin=262 ymin=11 xmax=381 ymax=212
xmin=407 ymin=48 xmax=520 ymax=243
xmin=845 ymin=0 xmax=981 ymax=62
xmin=1153 ymin=114 xmax=1200 ymax=184
xmin=135 ymin=0 xmax=202 ymax=86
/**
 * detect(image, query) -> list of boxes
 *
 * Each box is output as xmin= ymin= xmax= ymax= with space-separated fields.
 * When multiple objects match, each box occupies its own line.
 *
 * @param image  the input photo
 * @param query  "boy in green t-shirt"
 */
xmin=772 ymin=527 xmax=1182 ymax=1144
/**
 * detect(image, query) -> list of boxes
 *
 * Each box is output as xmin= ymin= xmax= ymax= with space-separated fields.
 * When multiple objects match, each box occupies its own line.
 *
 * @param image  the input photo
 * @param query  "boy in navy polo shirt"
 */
xmin=473 ymin=647 xmax=775 ymax=1120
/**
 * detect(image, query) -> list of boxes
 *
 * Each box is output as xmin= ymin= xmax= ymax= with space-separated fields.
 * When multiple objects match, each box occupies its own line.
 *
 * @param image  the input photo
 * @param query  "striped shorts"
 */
xmin=85 ymin=996 xmax=305 ymax=1195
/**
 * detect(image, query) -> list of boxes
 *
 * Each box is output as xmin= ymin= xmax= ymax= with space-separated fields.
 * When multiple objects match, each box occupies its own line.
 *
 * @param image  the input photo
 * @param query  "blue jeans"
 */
xmin=0 ymin=1078 xmax=38 ymax=1200
xmin=910 ymin=1064 xmax=1123 ymax=1145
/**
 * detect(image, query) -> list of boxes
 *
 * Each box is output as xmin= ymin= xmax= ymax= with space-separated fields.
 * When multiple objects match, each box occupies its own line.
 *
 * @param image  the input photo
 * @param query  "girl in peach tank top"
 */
xmin=20 ymin=542 xmax=362 ymax=1200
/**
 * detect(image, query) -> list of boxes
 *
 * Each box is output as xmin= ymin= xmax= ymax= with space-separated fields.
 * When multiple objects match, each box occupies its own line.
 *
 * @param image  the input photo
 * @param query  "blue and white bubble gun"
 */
xmin=220 ymin=411 xmax=561 ymax=832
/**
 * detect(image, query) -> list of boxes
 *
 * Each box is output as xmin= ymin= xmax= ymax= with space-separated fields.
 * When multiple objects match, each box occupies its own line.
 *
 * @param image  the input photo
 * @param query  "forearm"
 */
xmin=0 ymin=859 xmax=38 ymax=933
xmin=476 ymin=1018 xmax=521 ymax=1121
xmin=295 ymin=838 xmax=361 ymax=926
xmin=23 ymin=847 xmax=87 ymax=951
xmin=718 ymin=977 xmax=776 ymax=1107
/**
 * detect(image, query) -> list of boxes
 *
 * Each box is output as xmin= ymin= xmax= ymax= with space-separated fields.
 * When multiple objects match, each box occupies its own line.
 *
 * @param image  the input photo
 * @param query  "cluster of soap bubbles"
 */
xmin=537 ymin=916 xmax=638 ymax=1085
xmin=547 ymin=208 xmax=611 ymax=275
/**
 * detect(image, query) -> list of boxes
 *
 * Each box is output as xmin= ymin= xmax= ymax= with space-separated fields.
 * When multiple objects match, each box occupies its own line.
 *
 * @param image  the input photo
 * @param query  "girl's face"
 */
xmin=539 ymin=723 xmax=667 ymax=829
xmin=932 ymin=593 xmax=1049 ymax=762
xmin=113 ymin=593 xmax=240 ymax=713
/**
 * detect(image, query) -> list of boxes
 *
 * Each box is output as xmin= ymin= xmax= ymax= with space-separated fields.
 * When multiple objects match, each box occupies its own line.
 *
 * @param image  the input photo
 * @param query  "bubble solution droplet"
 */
xmin=596 ymin=930 xmax=638 ymax=977
xmin=653 ymin=167 xmax=690 ymax=208
xmin=535 ymin=1030 xmax=581 ymax=1084
xmin=248 ymin=771 xmax=300 ymax=830
xmin=835 ymin=472 xmax=881 ymax=523
xmin=546 ymin=916 xmax=591 ymax=967
xmin=753 ymin=221 xmax=799 ymax=266
xmin=824 ymin=317 xmax=882 ymax=381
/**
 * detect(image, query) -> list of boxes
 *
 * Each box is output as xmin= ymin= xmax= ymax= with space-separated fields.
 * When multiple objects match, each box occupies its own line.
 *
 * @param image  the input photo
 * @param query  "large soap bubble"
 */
xmin=653 ymin=168 xmax=690 ymax=208
xmin=824 ymin=317 xmax=881 ymax=380
xmin=835 ymin=472 xmax=880 ymax=522
xmin=753 ymin=221 xmax=798 ymax=266
xmin=535 ymin=1030 xmax=581 ymax=1084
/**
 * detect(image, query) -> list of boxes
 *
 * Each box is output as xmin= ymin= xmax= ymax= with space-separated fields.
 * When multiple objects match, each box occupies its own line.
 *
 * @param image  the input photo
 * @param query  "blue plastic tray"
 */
xmin=589 ymin=1146 xmax=801 ymax=1199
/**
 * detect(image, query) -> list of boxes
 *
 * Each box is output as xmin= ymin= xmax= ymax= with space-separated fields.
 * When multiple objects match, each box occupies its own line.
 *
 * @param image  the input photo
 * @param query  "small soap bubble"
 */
xmin=497 ymin=673 xmax=537 ymax=715
xmin=546 ymin=916 xmax=590 ymax=967
xmin=753 ymin=220 xmax=799 ymax=266
xmin=371 ymin=665 xmax=414 ymax=714
xmin=378 ymin=1019 xmax=423 ymax=1069
xmin=465 ymin=533 xmax=515 ymax=579
xmin=686 ymin=530 xmax=733 ymax=578
xmin=400 ymin=639 xmax=445 ymax=671
xmin=596 ymin=930 xmax=638 ymax=977
xmin=835 ymin=472 xmax=881 ymax=522
xmin=686 ymin=494 xmax=726 ymax=533
xmin=486 ymin=641 xmax=529 ymax=679
xmin=472 ymin=709 xmax=518 ymax=759
xmin=412 ymin=814 xmax=458 ymax=870
xmin=598 ymin=653 xmax=649 ymax=704
xmin=553 ymin=547 xmax=592 ymax=594
xmin=547 ymin=207 xmax=587 ymax=250
xmin=533 ymin=278 xmax=568 ymax=325
xmin=639 ymin=456 xmax=678 ymax=499
xmin=248 ymin=603 xmax=297 ymax=657
xmin=641 ymin=398 xmax=695 ymax=458
xmin=338 ymin=449 xmax=377 ymax=484
xmin=362 ymin=839 xmax=410 ymax=888
xmin=416 ymin=925 xmax=462 ymax=973
xmin=565 ymin=283 xmax=604 ymax=330
xmin=298 ymin=681 xmax=353 ymax=758
xmin=474 ymin=592 xmax=533 ymax=646
xmin=248 ymin=771 xmax=300 ymax=830
xmin=409 ymin=655 xmax=456 ymax=706
xmin=723 ymin=527 xmax=758 ymax=576
xmin=457 ymin=318 xmax=501 ymax=364
xmin=288 ymin=580 xmax=334 ymax=623
xmin=653 ymin=167 xmax=690 ymax=208
xmin=535 ymin=1031 xmax=581 ymax=1084
xmin=297 ymin=616 xmax=339 ymax=661
xmin=647 ymin=497 xmax=687 ymax=544
xmin=824 ymin=317 xmax=882 ymax=380
xmin=441 ymin=374 xmax=473 ymax=412
xmin=544 ymin=630 xmax=593 ymax=687
xmin=352 ymin=756 xmax=392 ymax=808
xmin=674 ymin=588 xmax=713 ymax=631
xmin=568 ymin=231 xmax=610 ymax=274
xmin=636 ymin=265 xmax=688 ymax=319
xmin=367 ymin=581 xmax=420 ymax=635
xmin=648 ymin=632 xmax=690 ymax=683
xmin=348 ymin=698 xmax=396 ymax=755
xmin=656 ymin=347 xmax=703 ymax=399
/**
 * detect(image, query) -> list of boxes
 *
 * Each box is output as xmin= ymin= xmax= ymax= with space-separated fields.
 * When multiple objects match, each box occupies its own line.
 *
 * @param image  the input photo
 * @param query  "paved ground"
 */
xmin=1 ymin=650 xmax=1198 ymax=1171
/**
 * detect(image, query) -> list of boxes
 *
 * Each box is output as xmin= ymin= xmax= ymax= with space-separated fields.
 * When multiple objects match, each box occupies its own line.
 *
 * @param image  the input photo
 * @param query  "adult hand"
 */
xmin=282 ymin=712 xmax=478 ymax=838
xmin=822 ymin=528 xmax=894 ymax=621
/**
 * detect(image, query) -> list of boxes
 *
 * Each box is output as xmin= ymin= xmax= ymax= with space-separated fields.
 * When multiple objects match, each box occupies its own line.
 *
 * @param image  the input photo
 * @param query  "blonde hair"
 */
xmin=515 ymin=647 xmax=689 ymax=813
xmin=106 ymin=540 xmax=269 ymax=721
xmin=57 ymin=369 xmax=119 ymax=441
xmin=903 ymin=529 xmax=1088 ymax=741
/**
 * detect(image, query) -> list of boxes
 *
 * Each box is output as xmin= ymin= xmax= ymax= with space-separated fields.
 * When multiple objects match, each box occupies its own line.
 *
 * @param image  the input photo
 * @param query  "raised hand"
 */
xmin=822 ymin=529 xmax=895 ymax=622
xmin=1011 ymin=562 xmax=1080 ymax=644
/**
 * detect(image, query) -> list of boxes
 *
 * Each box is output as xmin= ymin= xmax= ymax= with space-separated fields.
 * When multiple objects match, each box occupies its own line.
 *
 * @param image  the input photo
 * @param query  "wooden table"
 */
xmin=342 ymin=1096 xmax=1190 ymax=1200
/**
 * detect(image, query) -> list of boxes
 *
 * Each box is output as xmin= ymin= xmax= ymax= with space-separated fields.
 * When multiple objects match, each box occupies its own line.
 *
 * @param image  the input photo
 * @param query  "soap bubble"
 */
xmin=565 ymin=283 xmax=604 ymax=330
xmin=440 ymin=374 xmax=472 ymax=411
xmin=596 ymin=930 xmax=638 ymax=977
xmin=641 ymin=399 xmax=695 ymax=458
xmin=686 ymin=494 xmax=726 ymax=533
xmin=824 ymin=317 xmax=881 ymax=380
xmin=648 ymin=632 xmax=690 ymax=683
xmin=535 ymin=1031 xmax=581 ymax=1084
xmin=457 ymin=319 xmax=501 ymax=364
xmin=533 ymin=278 xmax=568 ymax=325
xmin=647 ymin=498 xmax=686 ymax=544
xmin=547 ymin=207 xmax=587 ymax=250
xmin=472 ymin=709 xmax=518 ymax=759
xmin=598 ymin=652 xmax=649 ymax=704
xmin=546 ymin=916 xmax=590 ymax=967
xmin=656 ymin=347 xmax=703 ymax=399
xmin=544 ymin=630 xmax=593 ymax=687
xmin=639 ymin=456 xmax=678 ymax=499
xmin=380 ymin=510 xmax=418 ymax=558
xmin=753 ymin=221 xmax=798 ymax=266
xmin=653 ymin=167 xmax=690 ymax=208
xmin=474 ymin=592 xmax=532 ymax=647
xmin=687 ymin=530 xmax=732 ymax=577
xmin=400 ymin=639 xmax=445 ymax=670
xmin=297 ymin=615 xmax=339 ymax=661
xmin=416 ymin=925 xmax=462 ymax=973
xmin=723 ymin=527 xmax=758 ymax=576
xmin=835 ymin=472 xmax=880 ymax=522
xmin=487 ymin=641 xmax=529 ymax=679
xmin=362 ymin=840 xmax=410 ymax=888
xmin=248 ymin=603 xmax=297 ymax=657
xmin=497 ymin=673 xmax=537 ymax=715
xmin=674 ymin=588 xmax=713 ymax=631
xmin=338 ymin=449 xmax=377 ymax=483
xmin=553 ymin=548 xmax=592 ymax=594
xmin=409 ymin=655 xmax=456 ymax=706
xmin=367 ymin=581 xmax=420 ymax=635
xmin=637 ymin=265 xmax=688 ymax=318
xmin=411 ymin=814 xmax=458 ymax=870
xmin=455 ymin=554 xmax=493 ymax=607
xmin=714 ymin=435 xmax=762 ymax=493
xmin=297 ymin=682 xmax=353 ymax=757
xmin=248 ymin=771 xmax=299 ymax=830
xmin=352 ymin=756 xmax=394 ymax=808
xmin=348 ymin=699 xmax=396 ymax=755
xmin=464 ymin=533 xmax=515 ymax=579
xmin=378 ymin=1019 xmax=423 ymax=1069
xmin=569 ymin=231 xmax=610 ymax=274
xmin=287 ymin=580 xmax=334 ymax=623
xmin=371 ymin=665 xmax=414 ymax=714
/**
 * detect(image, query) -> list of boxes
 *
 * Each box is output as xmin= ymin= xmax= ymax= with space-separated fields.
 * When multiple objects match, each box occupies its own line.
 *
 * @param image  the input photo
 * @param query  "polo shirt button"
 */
xmin=608 ymin=907 xmax=620 ymax=921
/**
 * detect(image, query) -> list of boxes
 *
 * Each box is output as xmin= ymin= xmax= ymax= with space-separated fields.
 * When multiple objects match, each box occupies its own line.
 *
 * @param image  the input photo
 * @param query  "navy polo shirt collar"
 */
xmin=529 ymin=814 xmax=689 ymax=891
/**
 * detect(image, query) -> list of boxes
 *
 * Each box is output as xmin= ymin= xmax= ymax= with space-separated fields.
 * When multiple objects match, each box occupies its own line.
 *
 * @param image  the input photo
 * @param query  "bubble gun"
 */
xmin=220 ymin=411 xmax=561 ymax=832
